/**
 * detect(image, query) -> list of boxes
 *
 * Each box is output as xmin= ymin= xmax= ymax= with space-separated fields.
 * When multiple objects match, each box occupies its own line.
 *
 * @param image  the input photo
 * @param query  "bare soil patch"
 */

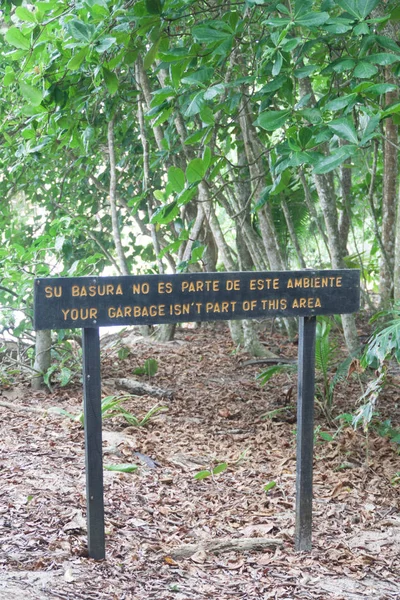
xmin=0 ymin=324 xmax=399 ymax=599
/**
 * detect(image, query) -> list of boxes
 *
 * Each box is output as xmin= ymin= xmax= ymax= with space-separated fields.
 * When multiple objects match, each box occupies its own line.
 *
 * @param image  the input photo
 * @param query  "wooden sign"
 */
xmin=34 ymin=270 xmax=360 ymax=330
xmin=33 ymin=269 xmax=360 ymax=560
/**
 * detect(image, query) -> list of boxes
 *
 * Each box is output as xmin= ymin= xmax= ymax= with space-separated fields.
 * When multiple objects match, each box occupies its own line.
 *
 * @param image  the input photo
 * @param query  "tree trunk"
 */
xmin=380 ymin=84 xmax=398 ymax=307
xmin=313 ymin=169 xmax=359 ymax=353
xmin=32 ymin=330 xmax=52 ymax=390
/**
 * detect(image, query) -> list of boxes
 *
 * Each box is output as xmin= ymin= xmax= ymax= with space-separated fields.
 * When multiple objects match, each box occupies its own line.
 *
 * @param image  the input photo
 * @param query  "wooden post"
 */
xmin=82 ymin=327 xmax=105 ymax=560
xmin=295 ymin=316 xmax=316 ymax=551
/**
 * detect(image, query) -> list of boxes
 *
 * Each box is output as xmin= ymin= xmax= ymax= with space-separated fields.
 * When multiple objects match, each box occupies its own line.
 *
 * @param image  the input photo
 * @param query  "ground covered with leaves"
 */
xmin=0 ymin=324 xmax=399 ymax=599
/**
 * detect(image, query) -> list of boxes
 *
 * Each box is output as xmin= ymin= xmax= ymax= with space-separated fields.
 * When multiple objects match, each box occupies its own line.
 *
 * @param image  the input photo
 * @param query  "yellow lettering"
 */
xmin=62 ymin=308 xmax=69 ymax=319
xmin=287 ymin=279 xmax=293 ymax=289
xmin=226 ymin=280 xmax=240 ymax=291
xmin=72 ymin=286 xmax=79 ymax=296
xmin=89 ymin=286 xmax=96 ymax=297
xmin=280 ymin=299 xmax=287 ymax=310
xmin=45 ymin=286 xmax=53 ymax=298
xmin=273 ymin=278 xmax=279 ymax=289
xmin=134 ymin=306 xmax=141 ymax=317
xmin=90 ymin=308 xmax=97 ymax=319
xmin=336 ymin=277 xmax=342 ymax=287
xmin=124 ymin=307 xmax=132 ymax=317
xmin=80 ymin=286 xmax=87 ymax=297
xmin=116 ymin=284 xmax=123 ymax=295
xmin=300 ymin=298 xmax=306 ymax=308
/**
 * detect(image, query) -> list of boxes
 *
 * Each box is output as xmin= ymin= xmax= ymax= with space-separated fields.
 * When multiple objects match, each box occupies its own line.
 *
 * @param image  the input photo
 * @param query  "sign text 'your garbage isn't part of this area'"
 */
xmin=34 ymin=270 xmax=360 ymax=330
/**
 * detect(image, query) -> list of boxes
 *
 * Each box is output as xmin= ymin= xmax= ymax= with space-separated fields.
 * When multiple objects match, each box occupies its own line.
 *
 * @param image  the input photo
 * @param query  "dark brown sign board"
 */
xmin=33 ymin=270 xmax=360 ymax=559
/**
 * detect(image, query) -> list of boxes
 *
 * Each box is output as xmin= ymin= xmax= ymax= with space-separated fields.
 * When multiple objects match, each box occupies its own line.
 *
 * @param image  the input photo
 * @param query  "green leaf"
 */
xmin=145 ymin=0 xmax=163 ymax=15
xmin=295 ymin=11 xmax=330 ymax=27
xmin=212 ymin=462 xmax=228 ymax=475
xmin=168 ymin=167 xmax=185 ymax=193
xmin=186 ymin=158 xmax=207 ymax=183
xmin=150 ymin=201 xmax=179 ymax=225
xmin=67 ymin=48 xmax=87 ymax=70
xmin=328 ymin=117 xmax=358 ymax=143
xmin=67 ymin=19 xmax=94 ymax=43
xmin=365 ymin=83 xmax=398 ymax=96
xmin=324 ymin=94 xmax=357 ymax=111
xmin=103 ymin=68 xmax=118 ymax=95
xmin=144 ymin=358 xmax=158 ymax=377
xmin=353 ymin=61 xmax=378 ymax=78
xmin=272 ymin=52 xmax=283 ymax=77
xmin=3 ymin=70 xmax=16 ymax=87
xmin=104 ymin=463 xmax=138 ymax=473
xmin=19 ymin=82 xmax=43 ymax=106
xmin=95 ymin=36 xmax=116 ymax=53
xmin=264 ymin=481 xmax=276 ymax=493
xmin=15 ymin=6 xmax=37 ymax=23
xmin=335 ymin=0 xmax=379 ymax=20
xmin=204 ymin=84 xmax=225 ymax=100
xmin=182 ymin=67 xmax=214 ymax=85
xmin=294 ymin=64 xmax=318 ymax=79
xmin=366 ymin=53 xmax=400 ymax=66
xmin=143 ymin=39 xmax=160 ymax=69
xmin=319 ymin=431 xmax=333 ymax=441
xmin=313 ymin=144 xmax=358 ymax=174
xmin=5 ymin=27 xmax=30 ymax=50
xmin=192 ymin=25 xmax=231 ymax=43
xmin=194 ymin=470 xmax=212 ymax=480
xmin=59 ymin=367 xmax=73 ymax=387
xmin=255 ymin=110 xmax=291 ymax=131
xmin=185 ymin=92 xmax=205 ymax=117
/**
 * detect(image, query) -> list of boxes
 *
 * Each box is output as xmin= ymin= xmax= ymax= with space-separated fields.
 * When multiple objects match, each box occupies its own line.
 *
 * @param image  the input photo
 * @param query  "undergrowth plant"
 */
xmin=258 ymin=317 xmax=354 ymax=419
xmin=53 ymin=394 xmax=168 ymax=427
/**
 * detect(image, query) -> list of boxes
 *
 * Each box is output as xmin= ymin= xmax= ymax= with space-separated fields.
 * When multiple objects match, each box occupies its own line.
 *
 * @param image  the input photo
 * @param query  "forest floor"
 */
xmin=0 ymin=322 xmax=399 ymax=600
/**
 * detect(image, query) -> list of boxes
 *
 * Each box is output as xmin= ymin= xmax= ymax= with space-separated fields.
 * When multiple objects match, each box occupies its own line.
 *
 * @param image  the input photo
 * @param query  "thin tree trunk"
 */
xmin=380 ymin=84 xmax=398 ymax=307
xmin=107 ymin=117 xmax=129 ymax=276
xmin=281 ymin=196 xmax=306 ymax=268
xmin=32 ymin=330 xmax=52 ymax=390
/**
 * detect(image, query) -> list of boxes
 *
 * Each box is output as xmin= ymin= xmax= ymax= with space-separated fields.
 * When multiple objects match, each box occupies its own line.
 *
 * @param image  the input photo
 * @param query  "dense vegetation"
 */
xmin=1 ymin=0 xmax=400 ymax=398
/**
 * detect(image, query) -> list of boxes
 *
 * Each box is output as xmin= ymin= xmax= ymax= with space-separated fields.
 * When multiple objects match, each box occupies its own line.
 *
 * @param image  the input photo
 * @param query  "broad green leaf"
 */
xmin=323 ymin=17 xmax=353 ymax=34
xmin=186 ymin=158 xmax=207 ymax=183
xmin=381 ymin=101 xmax=400 ymax=118
xmin=324 ymin=94 xmax=357 ymax=111
xmin=168 ymin=166 xmax=185 ymax=193
xmin=15 ymin=6 xmax=37 ymax=23
xmin=192 ymin=25 xmax=231 ymax=43
xmin=295 ymin=11 xmax=330 ymax=27
xmin=103 ymin=68 xmax=118 ymax=95
xmin=258 ymin=75 xmax=287 ymax=95
xmin=328 ymin=117 xmax=358 ymax=144
xmin=202 ymin=146 xmax=212 ymax=170
xmin=194 ymin=470 xmax=212 ymax=480
xmin=263 ymin=17 xmax=291 ymax=27
xmin=313 ymin=144 xmax=358 ymax=174
xmin=5 ymin=27 xmax=30 ymax=50
xmin=365 ymin=83 xmax=398 ymax=96
xmin=185 ymin=92 xmax=205 ymax=117
xmin=212 ymin=462 xmax=228 ymax=475
xmin=353 ymin=61 xmax=378 ymax=78
xmin=95 ymin=37 xmax=116 ymax=53
xmin=255 ymin=110 xmax=291 ymax=131
xmin=143 ymin=39 xmax=160 ymax=69
xmin=335 ymin=0 xmax=379 ymax=20
xmin=294 ymin=64 xmax=318 ymax=79
xmin=151 ymin=201 xmax=179 ymax=225
xmin=366 ymin=53 xmax=400 ymax=66
xmin=104 ymin=463 xmax=138 ymax=473
xmin=67 ymin=19 xmax=94 ymax=43
xmin=145 ymin=0 xmax=163 ymax=15
xmin=59 ymin=367 xmax=72 ymax=387
xmin=3 ymin=70 xmax=16 ymax=87
xmin=67 ymin=48 xmax=87 ymax=70
xmin=19 ymin=82 xmax=43 ymax=106
xmin=204 ymin=84 xmax=225 ymax=100
xmin=182 ymin=67 xmax=214 ymax=85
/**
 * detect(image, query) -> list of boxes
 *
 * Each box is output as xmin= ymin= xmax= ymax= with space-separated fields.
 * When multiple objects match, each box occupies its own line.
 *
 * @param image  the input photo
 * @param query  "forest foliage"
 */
xmin=1 ymin=0 xmax=400 ymax=394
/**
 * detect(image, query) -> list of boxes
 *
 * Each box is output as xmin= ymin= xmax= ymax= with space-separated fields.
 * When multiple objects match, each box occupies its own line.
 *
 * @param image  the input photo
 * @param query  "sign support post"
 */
xmin=82 ymin=327 xmax=105 ymax=560
xmin=295 ymin=316 xmax=317 ymax=551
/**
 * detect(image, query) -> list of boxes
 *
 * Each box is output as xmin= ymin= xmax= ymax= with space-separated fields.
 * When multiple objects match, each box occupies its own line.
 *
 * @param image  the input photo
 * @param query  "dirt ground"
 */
xmin=0 ymin=323 xmax=399 ymax=599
